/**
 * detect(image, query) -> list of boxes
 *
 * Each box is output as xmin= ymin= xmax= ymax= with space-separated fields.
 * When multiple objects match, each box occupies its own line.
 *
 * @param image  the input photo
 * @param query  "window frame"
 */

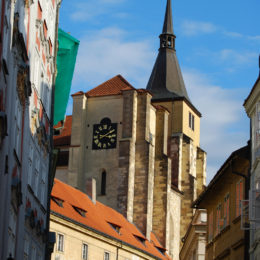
xmin=189 ymin=112 xmax=195 ymax=131
xmin=104 ymin=252 xmax=110 ymax=260
xmin=57 ymin=233 xmax=64 ymax=252
xmin=236 ymin=179 xmax=243 ymax=217
xmin=223 ymin=193 xmax=230 ymax=227
xmin=82 ymin=243 xmax=88 ymax=260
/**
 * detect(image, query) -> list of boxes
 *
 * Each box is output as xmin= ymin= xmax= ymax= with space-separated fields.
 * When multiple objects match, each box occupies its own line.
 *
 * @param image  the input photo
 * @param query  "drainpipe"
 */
xmin=44 ymin=1 xmax=61 ymax=259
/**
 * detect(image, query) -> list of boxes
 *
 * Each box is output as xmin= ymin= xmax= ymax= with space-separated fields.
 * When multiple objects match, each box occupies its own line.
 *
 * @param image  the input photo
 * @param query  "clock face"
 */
xmin=92 ymin=118 xmax=117 ymax=150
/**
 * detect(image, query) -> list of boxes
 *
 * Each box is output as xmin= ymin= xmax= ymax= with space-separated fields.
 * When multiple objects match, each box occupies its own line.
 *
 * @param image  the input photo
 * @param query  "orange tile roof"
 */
xmin=85 ymin=75 xmax=135 ymax=97
xmin=51 ymin=179 xmax=171 ymax=259
xmin=71 ymin=91 xmax=85 ymax=97
xmin=53 ymin=115 xmax=72 ymax=146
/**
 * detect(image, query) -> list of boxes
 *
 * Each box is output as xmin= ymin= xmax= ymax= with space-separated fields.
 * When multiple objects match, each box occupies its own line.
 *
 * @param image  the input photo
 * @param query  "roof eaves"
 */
xmin=152 ymin=97 xmax=202 ymax=117
xmin=71 ymin=91 xmax=84 ymax=97
xmin=192 ymin=145 xmax=249 ymax=208
xmin=244 ymin=76 xmax=260 ymax=106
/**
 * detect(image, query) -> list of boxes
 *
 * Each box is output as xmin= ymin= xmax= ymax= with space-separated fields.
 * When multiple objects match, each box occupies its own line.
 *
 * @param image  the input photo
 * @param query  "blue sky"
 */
xmin=59 ymin=0 xmax=260 ymax=182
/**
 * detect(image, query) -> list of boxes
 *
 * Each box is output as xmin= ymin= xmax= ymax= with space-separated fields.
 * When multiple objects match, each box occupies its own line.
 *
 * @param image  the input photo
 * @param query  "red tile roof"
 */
xmin=85 ymin=75 xmax=135 ymax=97
xmin=51 ymin=179 xmax=171 ymax=259
xmin=71 ymin=75 xmax=153 ymax=98
xmin=71 ymin=91 xmax=84 ymax=97
xmin=53 ymin=115 xmax=72 ymax=147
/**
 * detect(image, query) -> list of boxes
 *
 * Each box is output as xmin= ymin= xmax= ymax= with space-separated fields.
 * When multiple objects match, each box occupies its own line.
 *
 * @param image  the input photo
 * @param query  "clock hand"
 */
xmin=100 ymin=129 xmax=115 ymax=139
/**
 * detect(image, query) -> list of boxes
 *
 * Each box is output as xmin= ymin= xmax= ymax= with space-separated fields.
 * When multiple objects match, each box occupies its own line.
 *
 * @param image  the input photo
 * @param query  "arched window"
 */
xmin=101 ymin=170 xmax=106 ymax=195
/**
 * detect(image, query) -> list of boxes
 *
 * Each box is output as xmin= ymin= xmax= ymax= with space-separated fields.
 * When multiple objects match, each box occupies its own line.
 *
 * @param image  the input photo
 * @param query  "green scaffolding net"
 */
xmin=54 ymin=29 xmax=79 ymax=125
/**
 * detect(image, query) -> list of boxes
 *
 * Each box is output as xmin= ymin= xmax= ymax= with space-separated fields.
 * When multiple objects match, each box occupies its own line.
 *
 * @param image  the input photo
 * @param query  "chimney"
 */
xmin=86 ymin=178 xmax=96 ymax=204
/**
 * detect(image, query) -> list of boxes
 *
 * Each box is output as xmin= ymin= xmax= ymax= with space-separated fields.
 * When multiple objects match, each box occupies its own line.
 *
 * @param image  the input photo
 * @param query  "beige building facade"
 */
xmin=179 ymin=209 xmax=207 ymax=260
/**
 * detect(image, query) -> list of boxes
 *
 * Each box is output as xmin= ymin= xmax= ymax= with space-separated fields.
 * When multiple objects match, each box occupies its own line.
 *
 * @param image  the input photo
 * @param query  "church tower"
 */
xmin=55 ymin=0 xmax=206 ymax=259
xmin=147 ymin=0 xmax=206 ymax=246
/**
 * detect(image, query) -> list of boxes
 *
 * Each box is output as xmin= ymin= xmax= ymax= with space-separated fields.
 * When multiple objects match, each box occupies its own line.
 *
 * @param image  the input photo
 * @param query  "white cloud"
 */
xmin=70 ymin=0 xmax=126 ymax=22
xmin=219 ymin=49 xmax=258 ymax=65
xmin=180 ymin=20 xmax=260 ymax=43
xmin=183 ymin=69 xmax=249 ymax=182
xmin=72 ymin=27 xmax=155 ymax=91
xmin=180 ymin=20 xmax=217 ymax=36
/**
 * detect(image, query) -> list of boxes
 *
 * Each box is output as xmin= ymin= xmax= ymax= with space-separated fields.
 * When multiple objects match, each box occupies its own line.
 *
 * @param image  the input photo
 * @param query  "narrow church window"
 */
xmin=101 ymin=170 xmax=106 ymax=195
xmin=189 ymin=112 xmax=195 ymax=131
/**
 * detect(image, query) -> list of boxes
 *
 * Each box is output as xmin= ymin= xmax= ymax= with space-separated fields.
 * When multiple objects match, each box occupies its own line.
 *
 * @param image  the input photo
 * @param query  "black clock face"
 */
xmin=92 ymin=118 xmax=117 ymax=150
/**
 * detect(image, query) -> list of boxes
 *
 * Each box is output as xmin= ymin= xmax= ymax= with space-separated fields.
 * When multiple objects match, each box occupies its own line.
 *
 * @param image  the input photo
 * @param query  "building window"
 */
xmin=224 ymin=194 xmax=230 ymax=227
xmin=24 ymin=235 xmax=30 ymax=259
xmin=57 ymin=234 xmax=64 ymax=252
xmin=37 ymin=1 xmax=42 ymax=20
xmin=189 ymin=112 xmax=195 ymax=131
xmin=215 ymin=204 xmax=221 ymax=235
xmin=236 ymin=180 xmax=243 ymax=217
xmin=14 ymin=97 xmax=21 ymax=159
xmin=101 ymin=170 xmax=106 ymax=195
xmin=82 ymin=243 xmax=88 ymax=260
xmin=255 ymin=102 xmax=260 ymax=159
xmin=104 ymin=252 xmax=110 ymax=260
xmin=208 ymin=211 xmax=213 ymax=242
xmin=8 ymin=206 xmax=17 ymax=257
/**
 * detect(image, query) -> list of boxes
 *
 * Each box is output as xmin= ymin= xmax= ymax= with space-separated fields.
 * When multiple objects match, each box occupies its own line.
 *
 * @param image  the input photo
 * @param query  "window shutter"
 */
xmin=227 ymin=195 xmax=230 ymax=224
xmin=240 ymin=181 xmax=243 ymax=201
xmin=236 ymin=183 xmax=240 ymax=217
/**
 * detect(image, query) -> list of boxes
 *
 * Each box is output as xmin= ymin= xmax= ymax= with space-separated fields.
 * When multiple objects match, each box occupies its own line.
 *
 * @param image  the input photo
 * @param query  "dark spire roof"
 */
xmin=162 ymin=0 xmax=173 ymax=34
xmin=146 ymin=0 xmax=190 ymax=102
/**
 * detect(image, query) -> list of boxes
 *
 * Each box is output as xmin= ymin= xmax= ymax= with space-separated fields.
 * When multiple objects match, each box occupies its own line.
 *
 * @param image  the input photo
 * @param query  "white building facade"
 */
xmin=0 ymin=0 xmax=60 ymax=259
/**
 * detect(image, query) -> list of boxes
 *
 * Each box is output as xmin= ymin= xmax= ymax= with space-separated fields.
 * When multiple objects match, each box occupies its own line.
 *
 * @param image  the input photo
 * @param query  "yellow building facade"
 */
xmin=193 ymin=145 xmax=250 ymax=260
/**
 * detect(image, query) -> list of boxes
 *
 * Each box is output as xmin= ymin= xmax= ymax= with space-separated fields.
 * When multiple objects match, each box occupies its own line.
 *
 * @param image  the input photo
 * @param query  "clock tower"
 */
xmin=56 ymin=0 xmax=207 ymax=258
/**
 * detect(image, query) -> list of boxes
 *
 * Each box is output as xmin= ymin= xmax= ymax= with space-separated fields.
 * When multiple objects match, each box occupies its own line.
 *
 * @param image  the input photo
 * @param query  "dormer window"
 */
xmin=51 ymin=196 xmax=63 ymax=207
xmin=108 ymin=222 xmax=121 ymax=234
xmin=156 ymin=246 xmax=166 ymax=255
xmin=134 ymin=235 xmax=146 ymax=246
xmin=73 ymin=206 xmax=86 ymax=217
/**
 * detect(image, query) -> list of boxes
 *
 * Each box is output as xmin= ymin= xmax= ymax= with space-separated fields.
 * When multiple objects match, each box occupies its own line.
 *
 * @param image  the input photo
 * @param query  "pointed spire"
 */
xmin=146 ymin=0 xmax=190 ymax=102
xmin=162 ymin=0 xmax=174 ymax=35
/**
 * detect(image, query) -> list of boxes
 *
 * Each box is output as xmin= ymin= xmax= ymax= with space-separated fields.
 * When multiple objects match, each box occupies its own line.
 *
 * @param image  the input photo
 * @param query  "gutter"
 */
xmin=45 ymin=1 xmax=61 ymax=259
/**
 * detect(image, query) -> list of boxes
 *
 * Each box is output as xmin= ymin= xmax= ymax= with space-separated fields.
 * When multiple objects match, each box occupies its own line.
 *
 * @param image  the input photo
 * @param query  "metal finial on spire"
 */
xmin=162 ymin=0 xmax=174 ymax=35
